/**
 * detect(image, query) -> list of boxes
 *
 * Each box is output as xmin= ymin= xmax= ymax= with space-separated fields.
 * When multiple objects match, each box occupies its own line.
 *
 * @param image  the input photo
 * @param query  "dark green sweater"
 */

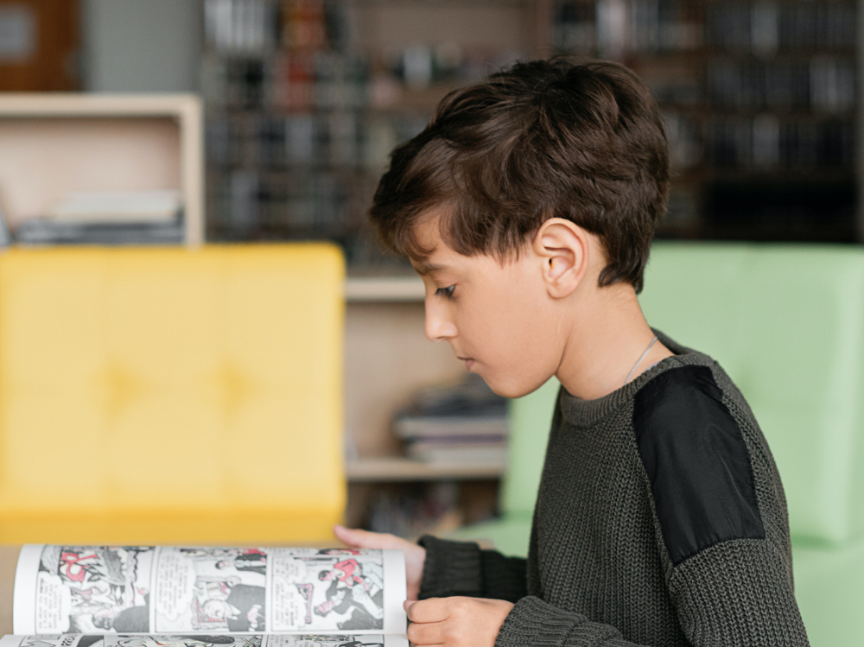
xmin=419 ymin=331 xmax=809 ymax=646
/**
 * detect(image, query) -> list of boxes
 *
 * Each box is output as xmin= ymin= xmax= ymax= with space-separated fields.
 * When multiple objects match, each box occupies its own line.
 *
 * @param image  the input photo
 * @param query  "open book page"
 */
xmin=0 ymin=635 xmax=407 ymax=647
xmin=13 ymin=547 xmax=407 ymax=637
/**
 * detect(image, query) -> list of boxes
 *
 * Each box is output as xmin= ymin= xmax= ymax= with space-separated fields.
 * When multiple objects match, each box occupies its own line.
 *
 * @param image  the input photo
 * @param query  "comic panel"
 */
xmin=269 ymin=549 xmax=386 ymax=633
xmin=31 ymin=546 xmax=155 ymax=634
xmin=153 ymin=548 xmax=269 ymax=633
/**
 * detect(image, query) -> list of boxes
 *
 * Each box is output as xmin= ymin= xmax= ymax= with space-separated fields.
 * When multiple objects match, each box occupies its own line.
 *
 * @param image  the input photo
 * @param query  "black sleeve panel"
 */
xmin=633 ymin=365 xmax=764 ymax=566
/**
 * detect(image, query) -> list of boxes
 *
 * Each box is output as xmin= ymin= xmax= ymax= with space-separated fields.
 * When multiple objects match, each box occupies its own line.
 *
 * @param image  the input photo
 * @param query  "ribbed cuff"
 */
xmin=418 ymin=535 xmax=484 ymax=599
xmin=480 ymin=550 xmax=527 ymax=602
xmin=495 ymin=596 xmax=582 ymax=647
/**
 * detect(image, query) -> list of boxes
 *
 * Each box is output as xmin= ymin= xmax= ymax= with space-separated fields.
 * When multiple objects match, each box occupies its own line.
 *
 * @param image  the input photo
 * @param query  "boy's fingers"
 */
xmin=332 ymin=524 xmax=357 ymax=543
xmin=333 ymin=525 xmax=380 ymax=548
xmin=334 ymin=525 xmax=407 ymax=550
xmin=406 ymin=620 xmax=445 ymax=646
xmin=406 ymin=598 xmax=449 ymax=624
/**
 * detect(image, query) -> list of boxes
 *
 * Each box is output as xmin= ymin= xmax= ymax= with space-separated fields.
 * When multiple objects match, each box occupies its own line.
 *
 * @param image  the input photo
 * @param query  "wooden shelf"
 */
xmin=346 ymin=457 xmax=505 ymax=482
xmin=0 ymin=94 xmax=204 ymax=247
xmin=345 ymin=275 xmax=425 ymax=302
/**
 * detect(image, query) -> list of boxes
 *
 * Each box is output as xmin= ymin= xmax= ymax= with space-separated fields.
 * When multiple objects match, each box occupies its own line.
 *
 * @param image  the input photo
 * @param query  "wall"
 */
xmin=81 ymin=0 xmax=202 ymax=93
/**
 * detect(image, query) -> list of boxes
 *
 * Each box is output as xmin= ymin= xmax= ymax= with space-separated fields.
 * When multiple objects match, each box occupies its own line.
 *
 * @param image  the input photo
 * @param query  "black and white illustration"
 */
xmin=28 ymin=546 xmax=154 ymax=634
xmin=269 ymin=549 xmax=386 ymax=633
xmin=154 ymin=548 xmax=268 ymax=633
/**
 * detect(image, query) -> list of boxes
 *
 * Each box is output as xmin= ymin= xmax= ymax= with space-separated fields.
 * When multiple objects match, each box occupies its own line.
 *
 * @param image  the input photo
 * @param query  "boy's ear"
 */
xmin=532 ymin=218 xmax=589 ymax=298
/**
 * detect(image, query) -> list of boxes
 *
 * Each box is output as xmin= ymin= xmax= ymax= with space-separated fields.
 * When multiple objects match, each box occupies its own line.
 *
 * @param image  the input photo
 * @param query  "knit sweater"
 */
xmin=418 ymin=331 xmax=810 ymax=646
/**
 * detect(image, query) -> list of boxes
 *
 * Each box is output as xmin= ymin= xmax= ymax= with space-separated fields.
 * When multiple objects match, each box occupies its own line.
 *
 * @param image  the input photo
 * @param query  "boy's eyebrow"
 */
xmin=414 ymin=261 xmax=448 ymax=275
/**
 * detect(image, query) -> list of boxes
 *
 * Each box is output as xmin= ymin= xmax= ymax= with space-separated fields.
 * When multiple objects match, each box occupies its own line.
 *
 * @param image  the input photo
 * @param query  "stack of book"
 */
xmin=393 ymin=374 xmax=508 ymax=467
xmin=16 ymin=190 xmax=184 ymax=245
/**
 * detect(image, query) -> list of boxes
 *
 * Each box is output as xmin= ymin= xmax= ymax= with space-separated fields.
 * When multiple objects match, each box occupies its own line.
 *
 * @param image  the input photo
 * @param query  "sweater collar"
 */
xmin=557 ymin=329 xmax=707 ymax=428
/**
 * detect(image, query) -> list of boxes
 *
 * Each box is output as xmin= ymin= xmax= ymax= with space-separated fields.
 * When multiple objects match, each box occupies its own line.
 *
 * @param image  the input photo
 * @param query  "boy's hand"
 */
xmin=333 ymin=525 xmax=426 ymax=601
xmin=405 ymin=597 xmax=514 ymax=647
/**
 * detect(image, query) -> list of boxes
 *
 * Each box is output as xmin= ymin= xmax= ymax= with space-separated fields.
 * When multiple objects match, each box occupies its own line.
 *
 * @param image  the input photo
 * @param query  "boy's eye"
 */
xmin=435 ymin=285 xmax=456 ymax=299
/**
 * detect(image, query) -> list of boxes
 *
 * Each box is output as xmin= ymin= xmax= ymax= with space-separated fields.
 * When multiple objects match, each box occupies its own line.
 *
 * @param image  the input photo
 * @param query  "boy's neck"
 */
xmin=555 ymin=282 xmax=673 ymax=401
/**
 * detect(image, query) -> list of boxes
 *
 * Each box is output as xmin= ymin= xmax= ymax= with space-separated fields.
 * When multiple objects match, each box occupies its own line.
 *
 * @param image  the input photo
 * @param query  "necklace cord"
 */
xmin=624 ymin=335 xmax=658 ymax=386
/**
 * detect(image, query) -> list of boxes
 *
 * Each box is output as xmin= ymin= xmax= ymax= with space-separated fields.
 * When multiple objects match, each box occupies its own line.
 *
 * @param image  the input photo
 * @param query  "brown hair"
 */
xmin=367 ymin=57 xmax=670 ymax=293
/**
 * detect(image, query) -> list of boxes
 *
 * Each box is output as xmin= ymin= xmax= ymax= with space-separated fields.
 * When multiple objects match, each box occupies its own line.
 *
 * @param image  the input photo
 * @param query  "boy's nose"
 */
xmin=424 ymin=302 xmax=457 ymax=342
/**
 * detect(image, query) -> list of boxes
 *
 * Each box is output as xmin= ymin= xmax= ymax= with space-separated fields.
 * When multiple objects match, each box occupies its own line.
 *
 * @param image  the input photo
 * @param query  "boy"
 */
xmin=335 ymin=58 xmax=809 ymax=646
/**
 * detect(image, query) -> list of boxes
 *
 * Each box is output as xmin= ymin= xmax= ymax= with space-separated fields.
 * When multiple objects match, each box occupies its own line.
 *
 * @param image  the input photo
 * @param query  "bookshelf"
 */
xmin=549 ymin=0 xmax=859 ymax=241
xmin=0 ymin=94 xmax=205 ymax=246
xmin=342 ymin=272 xmax=509 ymax=535
xmin=201 ymin=0 xmax=862 ymax=248
xmin=201 ymin=0 xmax=547 ymax=267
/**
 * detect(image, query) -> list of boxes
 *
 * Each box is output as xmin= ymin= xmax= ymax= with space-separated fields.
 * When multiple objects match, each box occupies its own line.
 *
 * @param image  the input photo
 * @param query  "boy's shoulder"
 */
xmin=630 ymin=352 xmax=766 ymax=566
xmin=633 ymin=360 xmax=734 ymax=441
xmin=634 ymin=331 xmax=755 ymax=426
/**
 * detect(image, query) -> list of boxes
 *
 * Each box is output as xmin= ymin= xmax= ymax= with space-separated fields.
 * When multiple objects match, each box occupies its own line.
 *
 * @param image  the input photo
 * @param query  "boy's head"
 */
xmin=369 ymin=57 xmax=669 ymax=293
xmin=368 ymin=58 xmax=669 ymax=397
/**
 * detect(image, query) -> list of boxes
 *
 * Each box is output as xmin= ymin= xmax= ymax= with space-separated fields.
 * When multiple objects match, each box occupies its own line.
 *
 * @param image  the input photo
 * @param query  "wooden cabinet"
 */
xmin=0 ymin=0 xmax=79 ymax=92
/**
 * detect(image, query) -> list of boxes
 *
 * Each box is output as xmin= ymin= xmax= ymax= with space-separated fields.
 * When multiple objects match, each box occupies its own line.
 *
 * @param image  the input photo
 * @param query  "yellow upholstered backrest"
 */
xmin=0 ymin=244 xmax=345 ymax=544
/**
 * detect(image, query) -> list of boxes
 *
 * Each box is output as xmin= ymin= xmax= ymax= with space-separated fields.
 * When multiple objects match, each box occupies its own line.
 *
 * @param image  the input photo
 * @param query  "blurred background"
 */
xmin=2 ymin=3 xmax=863 ymax=642
xmin=3 ymin=0 xmax=861 ymax=256
xmin=0 ymin=0 xmax=862 ymax=542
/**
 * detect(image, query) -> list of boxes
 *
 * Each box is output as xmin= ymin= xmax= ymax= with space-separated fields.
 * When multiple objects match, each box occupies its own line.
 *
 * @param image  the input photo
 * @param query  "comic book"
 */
xmin=0 ymin=636 xmax=398 ymax=647
xmin=6 ymin=546 xmax=408 ymax=647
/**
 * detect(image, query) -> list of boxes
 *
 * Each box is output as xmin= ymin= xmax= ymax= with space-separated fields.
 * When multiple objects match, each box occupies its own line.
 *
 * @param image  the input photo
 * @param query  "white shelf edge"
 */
xmin=0 ymin=93 xmax=201 ymax=117
xmin=345 ymin=276 xmax=425 ymax=302
xmin=346 ymin=457 xmax=504 ymax=482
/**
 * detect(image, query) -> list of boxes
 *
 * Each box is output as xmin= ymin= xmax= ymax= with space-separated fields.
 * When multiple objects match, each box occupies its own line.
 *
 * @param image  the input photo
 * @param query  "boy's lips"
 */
xmin=458 ymin=356 xmax=475 ymax=369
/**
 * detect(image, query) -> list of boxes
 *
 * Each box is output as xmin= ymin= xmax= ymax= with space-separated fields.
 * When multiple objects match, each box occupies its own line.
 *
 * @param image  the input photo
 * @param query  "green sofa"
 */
xmin=450 ymin=242 xmax=864 ymax=646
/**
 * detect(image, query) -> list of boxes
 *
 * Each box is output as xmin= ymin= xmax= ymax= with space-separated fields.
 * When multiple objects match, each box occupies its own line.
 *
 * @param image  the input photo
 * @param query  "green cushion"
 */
xmin=499 ymin=377 xmax=559 ymax=517
xmin=792 ymin=537 xmax=864 ymax=645
xmin=641 ymin=243 xmax=864 ymax=544
xmin=448 ymin=514 xmax=534 ymax=557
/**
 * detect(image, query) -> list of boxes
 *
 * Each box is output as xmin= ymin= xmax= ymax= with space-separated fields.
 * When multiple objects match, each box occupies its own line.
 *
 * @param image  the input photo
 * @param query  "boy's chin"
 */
xmin=480 ymin=373 xmax=549 ymax=400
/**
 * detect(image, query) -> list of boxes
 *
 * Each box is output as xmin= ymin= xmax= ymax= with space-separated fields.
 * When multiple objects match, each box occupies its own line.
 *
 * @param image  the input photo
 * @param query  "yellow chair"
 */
xmin=0 ymin=244 xmax=345 ymax=544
